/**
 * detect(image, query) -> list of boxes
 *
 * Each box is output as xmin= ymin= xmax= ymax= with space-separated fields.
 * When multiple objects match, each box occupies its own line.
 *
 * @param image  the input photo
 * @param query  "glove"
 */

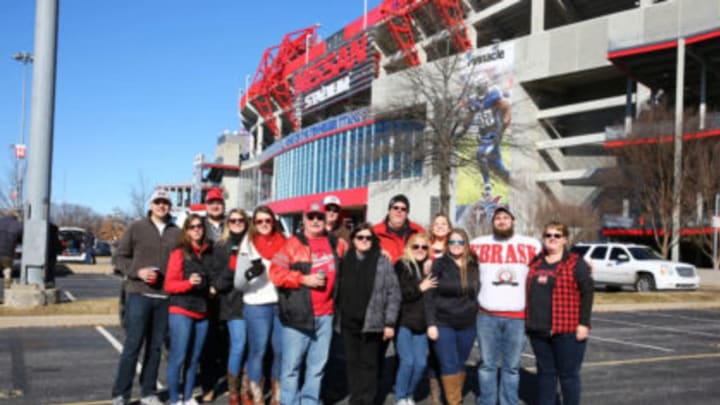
xmin=245 ymin=259 xmax=265 ymax=281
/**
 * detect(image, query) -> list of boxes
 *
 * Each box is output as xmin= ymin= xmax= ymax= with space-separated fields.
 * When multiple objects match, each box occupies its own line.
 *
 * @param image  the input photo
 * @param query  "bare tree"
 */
xmin=601 ymin=107 xmax=713 ymax=258
xmin=51 ymin=202 xmax=103 ymax=232
xmin=370 ymin=41 xmax=532 ymax=218
xmin=683 ymin=134 xmax=720 ymax=269
xmin=129 ymin=171 xmax=152 ymax=219
xmin=531 ymin=199 xmax=601 ymax=245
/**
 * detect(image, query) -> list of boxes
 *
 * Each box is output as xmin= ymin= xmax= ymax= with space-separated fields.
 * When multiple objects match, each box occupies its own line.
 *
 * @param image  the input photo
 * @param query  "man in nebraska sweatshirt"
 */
xmin=469 ymin=207 xmax=542 ymax=405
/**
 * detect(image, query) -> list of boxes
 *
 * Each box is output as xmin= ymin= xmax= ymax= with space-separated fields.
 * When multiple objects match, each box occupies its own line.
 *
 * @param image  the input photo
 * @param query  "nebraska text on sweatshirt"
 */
xmin=470 ymin=234 xmax=542 ymax=318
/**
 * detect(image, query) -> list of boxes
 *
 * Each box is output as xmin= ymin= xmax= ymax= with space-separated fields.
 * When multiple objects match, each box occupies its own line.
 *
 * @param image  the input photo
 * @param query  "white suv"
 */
xmin=571 ymin=242 xmax=700 ymax=292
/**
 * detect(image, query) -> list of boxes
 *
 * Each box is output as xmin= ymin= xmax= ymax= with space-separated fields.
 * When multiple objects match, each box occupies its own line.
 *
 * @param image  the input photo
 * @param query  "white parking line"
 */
xmin=95 ymin=326 xmax=165 ymax=389
xmin=590 ymin=335 xmax=674 ymax=352
xmin=638 ymin=311 xmax=720 ymax=324
xmin=63 ymin=290 xmax=76 ymax=302
xmin=593 ymin=316 xmax=719 ymax=338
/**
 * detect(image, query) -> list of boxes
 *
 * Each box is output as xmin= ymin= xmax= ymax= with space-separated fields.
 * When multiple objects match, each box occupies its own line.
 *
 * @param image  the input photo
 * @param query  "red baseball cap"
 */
xmin=304 ymin=202 xmax=325 ymax=215
xmin=206 ymin=188 xmax=224 ymax=202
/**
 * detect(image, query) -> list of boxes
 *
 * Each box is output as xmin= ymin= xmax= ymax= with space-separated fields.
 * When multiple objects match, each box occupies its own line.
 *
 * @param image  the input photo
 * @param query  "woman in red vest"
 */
xmin=526 ymin=221 xmax=594 ymax=405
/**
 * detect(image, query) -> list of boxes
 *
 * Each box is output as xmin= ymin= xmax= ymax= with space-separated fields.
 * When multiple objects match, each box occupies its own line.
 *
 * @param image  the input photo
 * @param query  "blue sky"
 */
xmin=0 ymin=1 xmax=381 ymax=215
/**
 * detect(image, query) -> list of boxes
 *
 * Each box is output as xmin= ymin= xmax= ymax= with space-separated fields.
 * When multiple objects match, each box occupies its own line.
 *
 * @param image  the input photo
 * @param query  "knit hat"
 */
xmin=388 ymin=194 xmax=410 ymax=211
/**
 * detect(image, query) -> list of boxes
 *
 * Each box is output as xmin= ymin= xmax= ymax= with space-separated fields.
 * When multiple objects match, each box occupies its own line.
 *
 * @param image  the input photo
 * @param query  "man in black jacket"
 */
xmin=110 ymin=189 xmax=180 ymax=405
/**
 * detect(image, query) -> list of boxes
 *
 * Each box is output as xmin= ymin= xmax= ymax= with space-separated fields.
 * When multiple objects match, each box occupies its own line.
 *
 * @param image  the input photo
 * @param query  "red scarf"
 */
xmin=254 ymin=232 xmax=286 ymax=260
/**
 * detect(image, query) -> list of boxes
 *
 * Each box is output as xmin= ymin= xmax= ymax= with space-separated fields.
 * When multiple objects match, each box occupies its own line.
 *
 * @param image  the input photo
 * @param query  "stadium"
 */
xmin=168 ymin=0 xmax=720 ymax=252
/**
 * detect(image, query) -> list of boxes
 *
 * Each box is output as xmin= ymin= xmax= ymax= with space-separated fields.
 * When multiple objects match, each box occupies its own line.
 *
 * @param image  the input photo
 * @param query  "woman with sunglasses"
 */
xmin=210 ymin=209 xmax=250 ymax=405
xmin=335 ymin=223 xmax=401 ymax=405
xmin=237 ymin=206 xmax=287 ymax=405
xmin=424 ymin=229 xmax=478 ymax=405
xmin=526 ymin=222 xmax=593 ymax=405
xmin=164 ymin=214 xmax=213 ymax=405
xmin=394 ymin=233 xmax=438 ymax=405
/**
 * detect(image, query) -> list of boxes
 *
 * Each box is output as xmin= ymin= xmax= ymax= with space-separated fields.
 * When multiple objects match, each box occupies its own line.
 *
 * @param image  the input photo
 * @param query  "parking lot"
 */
xmin=1 ymin=272 xmax=719 ymax=404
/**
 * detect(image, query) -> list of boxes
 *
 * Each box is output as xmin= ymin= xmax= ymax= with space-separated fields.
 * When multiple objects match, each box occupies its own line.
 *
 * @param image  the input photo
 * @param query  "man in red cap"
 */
xmin=204 ymin=188 xmax=225 ymax=243
xmin=269 ymin=202 xmax=348 ymax=405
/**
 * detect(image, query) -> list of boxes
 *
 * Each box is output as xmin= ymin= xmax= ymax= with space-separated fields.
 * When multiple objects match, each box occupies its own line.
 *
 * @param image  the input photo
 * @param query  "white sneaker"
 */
xmin=111 ymin=396 xmax=127 ymax=405
xmin=184 ymin=398 xmax=199 ymax=405
xmin=140 ymin=395 xmax=164 ymax=405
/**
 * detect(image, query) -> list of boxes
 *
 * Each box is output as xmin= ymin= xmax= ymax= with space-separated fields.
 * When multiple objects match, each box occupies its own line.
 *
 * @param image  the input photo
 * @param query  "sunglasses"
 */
xmin=325 ymin=205 xmax=340 ymax=213
xmin=354 ymin=235 xmax=373 ymax=241
xmin=544 ymin=233 xmax=564 ymax=239
xmin=152 ymin=199 xmax=170 ymax=206
xmin=254 ymin=218 xmax=273 ymax=225
xmin=228 ymin=218 xmax=245 ymax=225
xmin=391 ymin=205 xmax=408 ymax=212
xmin=412 ymin=244 xmax=429 ymax=251
xmin=188 ymin=223 xmax=203 ymax=230
xmin=448 ymin=239 xmax=465 ymax=246
xmin=306 ymin=213 xmax=325 ymax=221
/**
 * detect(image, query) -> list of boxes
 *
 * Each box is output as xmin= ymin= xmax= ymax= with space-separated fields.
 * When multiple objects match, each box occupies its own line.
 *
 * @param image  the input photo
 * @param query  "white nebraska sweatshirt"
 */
xmin=469 ymin=234 xmax=542 ymax=316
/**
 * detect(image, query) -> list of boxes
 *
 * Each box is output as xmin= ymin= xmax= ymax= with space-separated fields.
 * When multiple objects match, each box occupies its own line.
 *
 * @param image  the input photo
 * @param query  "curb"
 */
xmin=0 ymin=314 xmax=119 ymax=330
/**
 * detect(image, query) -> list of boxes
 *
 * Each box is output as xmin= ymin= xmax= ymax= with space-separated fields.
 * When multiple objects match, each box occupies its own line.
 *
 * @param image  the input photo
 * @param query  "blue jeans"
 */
xmin=432 ymin=326 xmax=476 ymax=375
xmin=529 ymin=333 xmax=587 ymax=405
xmin=111 ymin=294 xmax=168 ymax=400
xmin=280 ymin=315 xmax=333 ymax=405
xmin=244 ymin=303 xmax=283 ymax=382
xmin=227 ymin=319 xmax=247 ymax=377
xmin=395 ymin=327 xmax=429 ymax=400
xmin=167 ymin=313 xmax=209 ymax=403
xmin=476 ymin=313 xmax=526 ymax=405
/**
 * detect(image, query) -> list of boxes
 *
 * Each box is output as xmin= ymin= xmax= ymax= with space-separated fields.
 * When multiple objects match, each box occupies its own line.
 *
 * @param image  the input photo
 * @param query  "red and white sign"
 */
xmin=14 ymin=144 xmax=26 ymax=159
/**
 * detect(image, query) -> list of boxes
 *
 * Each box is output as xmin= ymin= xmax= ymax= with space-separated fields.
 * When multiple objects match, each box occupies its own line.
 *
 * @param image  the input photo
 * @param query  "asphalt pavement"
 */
xmin=1 ymin=308 xmax=719 ymax=405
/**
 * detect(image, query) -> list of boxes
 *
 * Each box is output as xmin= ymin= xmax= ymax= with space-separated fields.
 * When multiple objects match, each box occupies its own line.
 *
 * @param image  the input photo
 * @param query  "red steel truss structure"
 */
xmin=243 ymin=25 xmax=319 ymax=138
xmin=379 ymin=0 xmax=471 ymax=67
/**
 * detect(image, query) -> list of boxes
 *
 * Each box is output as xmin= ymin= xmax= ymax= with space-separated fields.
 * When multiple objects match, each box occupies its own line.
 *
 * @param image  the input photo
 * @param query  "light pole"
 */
xmin=12 ymin=51 xmax=33 ymax=212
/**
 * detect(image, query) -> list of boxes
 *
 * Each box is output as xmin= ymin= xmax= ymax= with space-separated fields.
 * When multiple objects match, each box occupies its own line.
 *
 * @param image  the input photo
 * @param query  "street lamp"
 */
xmin=12 ymin=51 xmax=33 ymax=211
xmin=305 ymin=23 xmax=321 ymax=65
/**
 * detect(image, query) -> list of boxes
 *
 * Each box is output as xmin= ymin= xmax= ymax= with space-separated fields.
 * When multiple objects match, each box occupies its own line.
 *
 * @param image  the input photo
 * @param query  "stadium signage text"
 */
xmin=303 ymin=75 xmax=351 ymax=108
xmin=469 ymin=45 xmax=505 ymax=65
xmin=259 ymin=108 xmax=370 ymax=163
xmin=294 ymin=35 xmax=368 ymax=93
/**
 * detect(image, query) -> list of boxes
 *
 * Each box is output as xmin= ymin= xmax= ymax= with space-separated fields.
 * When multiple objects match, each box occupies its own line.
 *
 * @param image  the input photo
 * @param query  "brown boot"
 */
xmin=227 ymin=372 xmax=240 ymax=405
xmin=441 ymin=373 xmax=464 ymax=405
xmin=241 ymin=372 xmax=253 ymax=405
xmin=249 ymin=379 xmax=265 ymax=405
xmin=269 ymin=379 xmax=280 ymax=405
xmin=429 ymin=377 xmax=442 ymax=405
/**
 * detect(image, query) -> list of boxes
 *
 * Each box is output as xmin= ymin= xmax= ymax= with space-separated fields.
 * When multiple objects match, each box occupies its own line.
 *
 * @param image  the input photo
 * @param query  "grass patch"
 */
xmin=0 ymin=297 xmax=118 ymax=316
xmin=595 ymin=290 xmax=720 ymax=305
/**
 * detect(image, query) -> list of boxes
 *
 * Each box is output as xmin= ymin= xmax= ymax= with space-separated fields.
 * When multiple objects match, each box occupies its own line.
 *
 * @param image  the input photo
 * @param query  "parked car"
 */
xmin=571 ymin=242 xmax=700 ymax=292
xmin=58 ymin=227 xmax=88 ymax=263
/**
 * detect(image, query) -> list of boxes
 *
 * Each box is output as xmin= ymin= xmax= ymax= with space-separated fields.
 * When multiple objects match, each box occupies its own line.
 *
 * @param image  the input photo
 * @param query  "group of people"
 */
xmin=110 ymin=188 xmax=594 ymax=405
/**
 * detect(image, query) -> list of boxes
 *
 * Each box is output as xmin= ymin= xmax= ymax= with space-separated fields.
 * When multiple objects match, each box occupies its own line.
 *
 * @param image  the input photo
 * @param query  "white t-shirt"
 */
xmin=469 ymin=234 xmax=542 ymax=314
